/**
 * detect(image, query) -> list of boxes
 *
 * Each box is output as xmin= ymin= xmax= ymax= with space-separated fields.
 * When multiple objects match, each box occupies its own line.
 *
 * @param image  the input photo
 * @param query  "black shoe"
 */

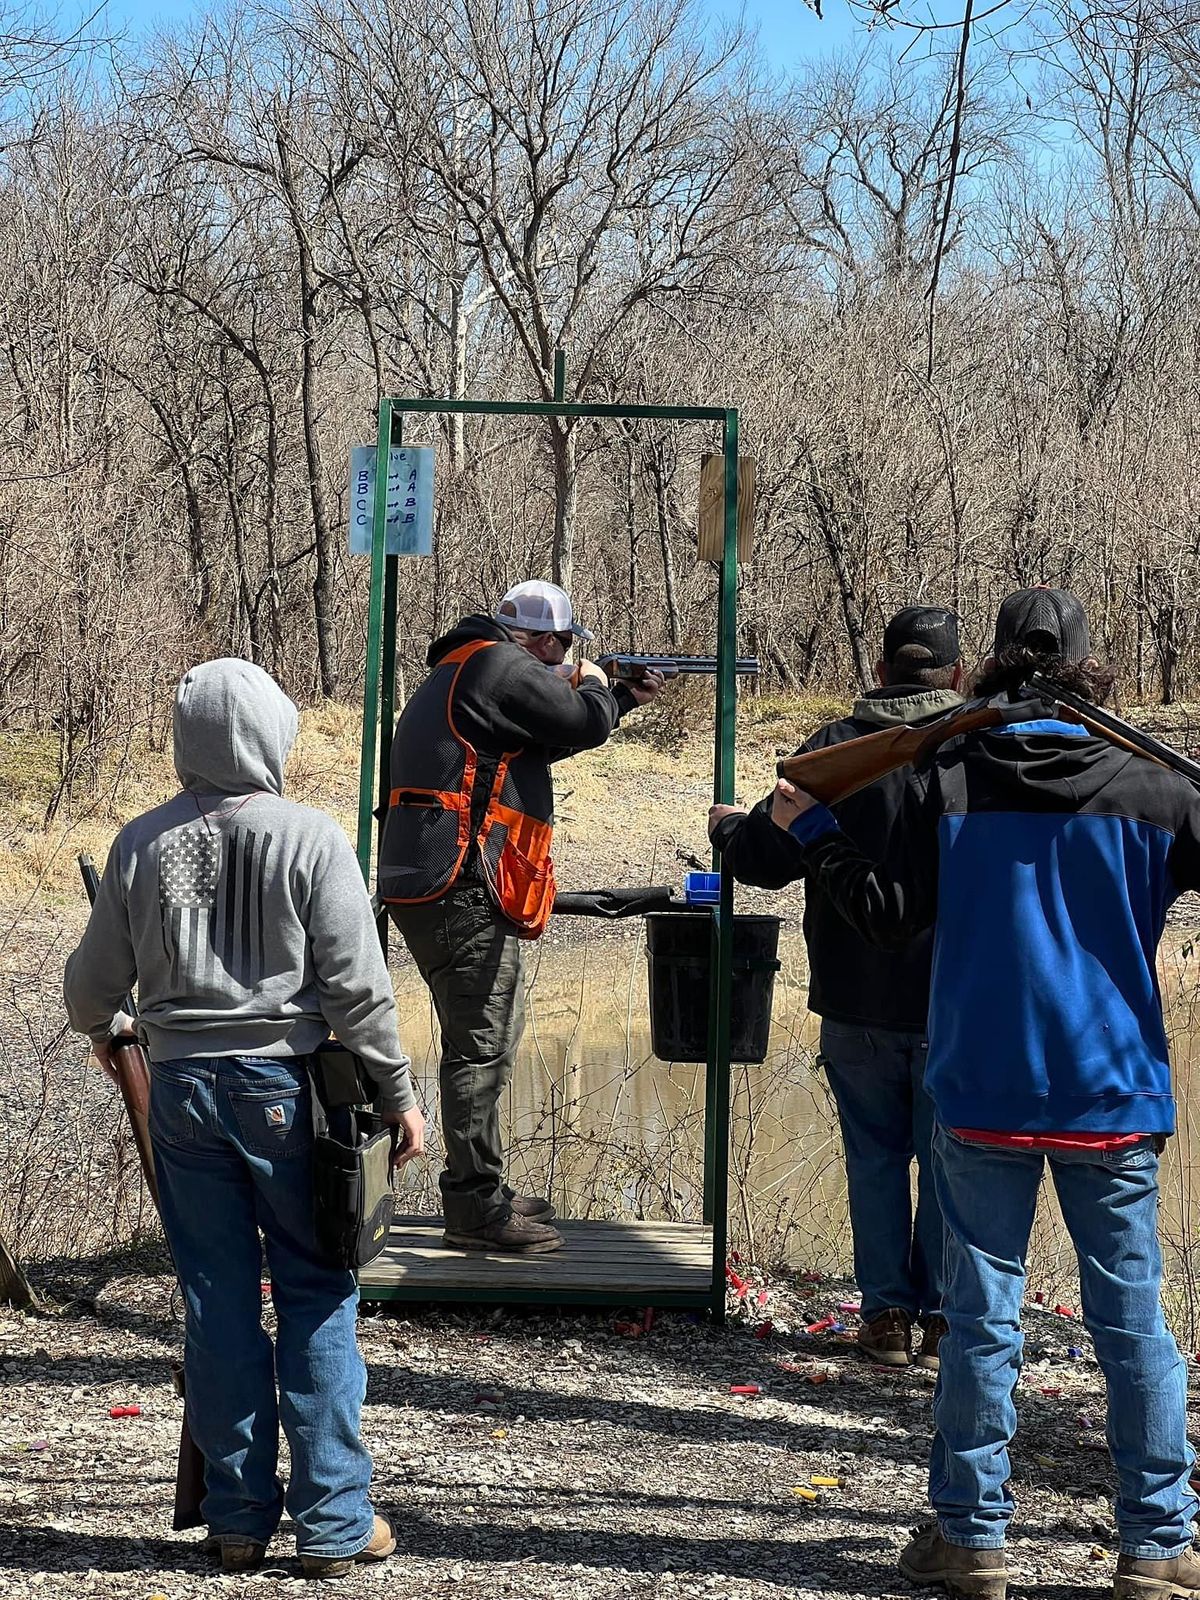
xmin=443 ymin=1213 xmax=564 ymax=1254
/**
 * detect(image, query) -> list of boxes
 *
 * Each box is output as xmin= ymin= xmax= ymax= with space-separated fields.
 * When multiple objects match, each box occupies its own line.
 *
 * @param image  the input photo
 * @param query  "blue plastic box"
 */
xmin=683 ymin=871 xmax=721 ymax=904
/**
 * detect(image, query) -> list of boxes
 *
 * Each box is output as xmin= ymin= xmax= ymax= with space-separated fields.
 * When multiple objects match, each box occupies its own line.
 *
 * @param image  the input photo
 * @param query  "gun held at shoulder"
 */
xmin=597 ymin=654 xmax=760 ymax=681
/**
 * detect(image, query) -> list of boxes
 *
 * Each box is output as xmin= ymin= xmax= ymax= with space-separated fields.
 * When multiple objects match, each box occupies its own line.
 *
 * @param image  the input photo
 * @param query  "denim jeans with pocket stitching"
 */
xmin=930 ymin=1123 xmax=1196 ymax=1555
xmin=150 ymin=1054 xmax=376 ymax=1557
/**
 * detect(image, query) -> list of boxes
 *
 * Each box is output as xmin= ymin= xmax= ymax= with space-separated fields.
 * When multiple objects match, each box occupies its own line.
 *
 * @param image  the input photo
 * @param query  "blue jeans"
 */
xmin=931 ymin=1125 xmax=1196 ymax=1555
xmin=820 ymin=1019 xmax=944 ymax=1322
xmin=149 ymin=1056 xmax=377 ymax=1558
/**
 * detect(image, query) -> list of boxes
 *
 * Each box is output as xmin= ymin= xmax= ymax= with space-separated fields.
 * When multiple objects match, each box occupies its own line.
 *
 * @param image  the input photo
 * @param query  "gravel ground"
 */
xmin=0 ymin=1253 xmax=1189 ymax=1600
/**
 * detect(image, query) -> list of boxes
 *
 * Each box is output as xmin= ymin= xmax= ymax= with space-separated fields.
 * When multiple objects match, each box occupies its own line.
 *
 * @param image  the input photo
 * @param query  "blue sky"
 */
xmin=69 ymin=0 xmax=867 ymax=70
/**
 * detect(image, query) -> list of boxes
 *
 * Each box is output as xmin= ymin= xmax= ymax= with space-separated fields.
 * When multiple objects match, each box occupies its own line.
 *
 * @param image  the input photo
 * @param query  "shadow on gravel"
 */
xmin=0 ymin=1351 xmax=182 ymax=1386
xmin=0 ymin=1521 xmax=901 ymax=1589
xmin=28 ymin=1239 xmax=173 ymax=1302
xmin=0 ymin=1527 xmax=208 ymax=1575
xmin=365 ymin=1358 xmax=928 ymax=1458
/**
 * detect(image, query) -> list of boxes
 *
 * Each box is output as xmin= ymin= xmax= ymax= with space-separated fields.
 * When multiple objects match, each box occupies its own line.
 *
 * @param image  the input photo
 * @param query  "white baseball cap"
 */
xmin=494 ymin=580 xmax=594 ymax=641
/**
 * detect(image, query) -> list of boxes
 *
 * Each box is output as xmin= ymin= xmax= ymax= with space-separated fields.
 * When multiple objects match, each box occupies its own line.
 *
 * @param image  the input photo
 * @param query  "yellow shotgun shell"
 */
xmin=810 ymin=1476 xmax=839 ymax=1487
xmin=791 ymin=1486 xmax=819 ymax=1500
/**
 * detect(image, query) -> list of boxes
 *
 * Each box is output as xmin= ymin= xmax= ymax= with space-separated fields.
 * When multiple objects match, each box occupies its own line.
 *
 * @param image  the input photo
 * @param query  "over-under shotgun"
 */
xmin=776 ymin=680 xmax=1200 ymax=806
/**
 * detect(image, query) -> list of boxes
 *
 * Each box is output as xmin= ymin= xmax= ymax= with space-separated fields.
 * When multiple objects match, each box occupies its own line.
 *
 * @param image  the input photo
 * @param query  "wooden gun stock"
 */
xmin=776 ymin=701 xmax=1007 ymax=805
xmin=109 ymin=1032 xmax=160 ymax=1212
xmin=777 ymin=678 xmax=1200 ymax=808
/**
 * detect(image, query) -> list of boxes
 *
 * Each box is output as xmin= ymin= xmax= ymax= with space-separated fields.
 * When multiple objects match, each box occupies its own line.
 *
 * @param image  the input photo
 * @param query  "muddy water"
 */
xmin=389 ymin=920 xmax=1200 ymax=1309
xmin=390 ymin=926 xmax=867 ymax=1268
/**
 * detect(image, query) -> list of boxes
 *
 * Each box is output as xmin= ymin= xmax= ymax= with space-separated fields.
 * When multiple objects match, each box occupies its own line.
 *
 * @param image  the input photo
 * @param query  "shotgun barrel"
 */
xmin=1028 ymin=674 xmax=1200 ymax=787
xmin=598 ymin=654 xmax=759 ymax=681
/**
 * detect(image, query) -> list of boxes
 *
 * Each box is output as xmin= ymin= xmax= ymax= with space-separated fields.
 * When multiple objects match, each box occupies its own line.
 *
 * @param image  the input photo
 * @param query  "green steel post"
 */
xmin=702 ymin=413 xmax=739 ymax=1322
xmin=373 ymin=419 xmax=403 ymax=954
xmin=356 ymin=398 xmax=392 ymax=881
xmin=553 ymin=349 xmax=566 ymax=402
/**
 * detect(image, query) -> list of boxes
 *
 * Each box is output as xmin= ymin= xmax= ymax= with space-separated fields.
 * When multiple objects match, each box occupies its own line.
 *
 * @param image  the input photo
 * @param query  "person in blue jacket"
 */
xmin=740 ymin=589 xmax=1200 ymax=1600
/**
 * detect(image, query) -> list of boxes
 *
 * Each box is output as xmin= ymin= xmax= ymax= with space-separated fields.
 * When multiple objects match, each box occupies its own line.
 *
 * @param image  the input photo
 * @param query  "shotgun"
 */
xmin=597 ymin=653 xmax=760 ymax=681
xmin=77 ymin=854 xmax=206 ymax=1532
xmin=776 ymin=680 xmax=1200 ymax=805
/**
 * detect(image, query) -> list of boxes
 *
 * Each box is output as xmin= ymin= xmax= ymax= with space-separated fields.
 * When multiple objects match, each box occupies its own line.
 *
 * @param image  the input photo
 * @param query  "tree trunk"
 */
xmin=626 ymin=443 xmax=638 ymax=650
xmin=810 ymin=482 xmax=872 ymax=691
xmin=298 ymin=278 xmax=338 ymax=697
xmin=550 ymin=420 xmax=578 ymax=592
xmin=449 ymin=276 xmax=467 ymax=471
xmin=648 ymin=453 xmax=682 ymax=648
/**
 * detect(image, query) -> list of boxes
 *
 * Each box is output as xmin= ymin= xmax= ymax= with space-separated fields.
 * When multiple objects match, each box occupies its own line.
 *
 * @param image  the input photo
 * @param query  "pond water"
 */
xmin=388 ymin=916 xmax=1200 ymax=1338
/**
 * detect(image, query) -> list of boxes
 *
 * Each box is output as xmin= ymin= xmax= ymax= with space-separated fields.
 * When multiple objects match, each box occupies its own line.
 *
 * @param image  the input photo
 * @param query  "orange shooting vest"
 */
xmin=379 ymin=640 xmax=556 ymax=938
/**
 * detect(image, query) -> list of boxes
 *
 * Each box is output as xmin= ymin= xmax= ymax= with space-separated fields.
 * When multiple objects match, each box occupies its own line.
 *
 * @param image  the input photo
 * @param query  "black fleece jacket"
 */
xmin=711 ymin=684 xmax=962 ymax=1032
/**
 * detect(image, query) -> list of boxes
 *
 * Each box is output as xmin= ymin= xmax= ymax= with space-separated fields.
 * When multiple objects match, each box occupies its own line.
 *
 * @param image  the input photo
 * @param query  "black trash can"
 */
xmin=645 ymin=912 xmax=782 ymax=1064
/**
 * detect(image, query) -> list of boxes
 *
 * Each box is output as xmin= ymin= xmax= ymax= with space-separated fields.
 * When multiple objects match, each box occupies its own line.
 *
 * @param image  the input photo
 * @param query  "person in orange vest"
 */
xmin=379 ymin=580 xmax=664 ymax=1254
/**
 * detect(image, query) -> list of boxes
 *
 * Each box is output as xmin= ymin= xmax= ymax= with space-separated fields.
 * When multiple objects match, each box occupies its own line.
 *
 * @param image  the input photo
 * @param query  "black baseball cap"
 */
xmin=882 ymin=606 xmax=961 ymax=669
xmin=993 ymin=587 xmax=1091 ymax=663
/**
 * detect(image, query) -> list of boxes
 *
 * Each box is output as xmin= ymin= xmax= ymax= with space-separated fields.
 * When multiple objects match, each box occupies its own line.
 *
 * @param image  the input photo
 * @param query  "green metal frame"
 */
xmin=354 ymin=389 xmax=740 ymax=1321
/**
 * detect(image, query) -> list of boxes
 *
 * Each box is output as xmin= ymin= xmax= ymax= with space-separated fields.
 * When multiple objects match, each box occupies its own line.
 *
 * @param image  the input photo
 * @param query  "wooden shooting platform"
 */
xmin=357 ymin=1216 xmax=714 ymax=1307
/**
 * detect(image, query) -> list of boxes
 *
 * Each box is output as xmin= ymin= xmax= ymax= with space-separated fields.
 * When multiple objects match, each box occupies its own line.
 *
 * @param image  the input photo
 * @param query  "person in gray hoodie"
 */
xmin=63 ymin=659 xmax=423 ymax=1580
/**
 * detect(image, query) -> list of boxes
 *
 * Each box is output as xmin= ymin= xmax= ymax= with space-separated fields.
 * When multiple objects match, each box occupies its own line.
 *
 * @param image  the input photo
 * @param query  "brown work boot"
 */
xmin=1114 ymin=1547 xmax=1200 ymax=1598
xmin=899 ymin=1523 xmax=1008 ymax=1599
xmin=300 ymin=1513 xmax=396 ymax=1580
xmin=443 ymin=1212 xmax=564 ymax=1254
xmin=202 ymin=1533 xmax=267 ymax=1573
xmin=915 ymin=1314 xmax=949 ymax=1372
xmin=858 ymin=1306 xmax=912 ymax=1366
xmin=504 ymin=1188 xmax=557 ymax=1221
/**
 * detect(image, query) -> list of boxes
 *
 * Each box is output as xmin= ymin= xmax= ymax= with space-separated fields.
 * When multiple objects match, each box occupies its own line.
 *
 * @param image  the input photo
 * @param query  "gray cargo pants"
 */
xmin=389 ymin=885 xmax=525 ymax=1231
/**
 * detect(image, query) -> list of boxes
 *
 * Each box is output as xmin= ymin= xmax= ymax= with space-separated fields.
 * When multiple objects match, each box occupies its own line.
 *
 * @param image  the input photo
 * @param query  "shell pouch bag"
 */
xmin=308 ymin=1045 xmax=398 ymax=1270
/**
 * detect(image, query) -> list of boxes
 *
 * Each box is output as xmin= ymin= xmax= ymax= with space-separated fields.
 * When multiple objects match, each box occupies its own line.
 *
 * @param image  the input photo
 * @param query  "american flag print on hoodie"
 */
xmin=158 ymin=822 xmax=274 ymax=990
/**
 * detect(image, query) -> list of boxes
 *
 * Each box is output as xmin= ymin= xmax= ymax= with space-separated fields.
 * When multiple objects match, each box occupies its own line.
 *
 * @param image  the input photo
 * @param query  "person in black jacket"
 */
xmin=379 ymin=580 xmax=663 ymax=1255
xmin=767 ymin=588 xmax=1200 ymax=1600
xmin=709 ymin=606 xmax=963 ymax=1369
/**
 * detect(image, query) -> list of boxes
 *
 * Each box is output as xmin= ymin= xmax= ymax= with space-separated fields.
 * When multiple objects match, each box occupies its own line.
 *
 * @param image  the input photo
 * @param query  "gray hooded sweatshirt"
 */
xmin=63 ymin=659 xmax=415 ymax=1114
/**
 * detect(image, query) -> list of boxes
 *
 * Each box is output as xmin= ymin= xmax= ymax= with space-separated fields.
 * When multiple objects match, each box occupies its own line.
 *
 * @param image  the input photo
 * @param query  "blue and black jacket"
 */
xmin=790 ymin=715 xmax=1200 ymax=1135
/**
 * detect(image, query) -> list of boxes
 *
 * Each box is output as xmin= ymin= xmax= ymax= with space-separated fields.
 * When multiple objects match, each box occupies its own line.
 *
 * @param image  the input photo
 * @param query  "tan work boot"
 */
xmin=1114 ymin=1547 xmax=1200 ymax=1598
xmin=300 ymin=1513 xmax=396 ymax=1580
xmin=202 ymin=1533 xmax=267 ymax=1573
xmin=858 ymin=1306 xmax=912 ymax=1366
xmin=899 ymin=1523 xmax=1008 ymax=1599
xmin=915 ymin=1314 xmax=949 ymax=1372
xmin=444 ymin=1212 xmax=563 ymax=1254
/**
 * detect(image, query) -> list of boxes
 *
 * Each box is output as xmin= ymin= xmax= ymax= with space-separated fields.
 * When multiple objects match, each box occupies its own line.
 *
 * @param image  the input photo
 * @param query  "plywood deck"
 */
xmin=358 ymin=1216 xmax=716 ymax=1305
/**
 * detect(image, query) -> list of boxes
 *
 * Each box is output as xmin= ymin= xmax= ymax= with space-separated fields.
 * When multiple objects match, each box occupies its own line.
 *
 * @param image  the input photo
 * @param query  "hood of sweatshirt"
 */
xmin=427 ymin=614 xmax=516 ymax=668
xmin=851 ymin=683 xmax=963 ymax=729
xmin=954 ymin=714 xmax=1128 ymax=808
xmin=173 ymin=658 xmax=299 ymax=796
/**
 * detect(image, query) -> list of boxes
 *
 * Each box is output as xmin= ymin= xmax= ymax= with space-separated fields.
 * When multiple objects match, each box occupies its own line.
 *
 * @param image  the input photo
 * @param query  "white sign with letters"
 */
xmin=347 ymin=444 xmax=434 ymax=557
